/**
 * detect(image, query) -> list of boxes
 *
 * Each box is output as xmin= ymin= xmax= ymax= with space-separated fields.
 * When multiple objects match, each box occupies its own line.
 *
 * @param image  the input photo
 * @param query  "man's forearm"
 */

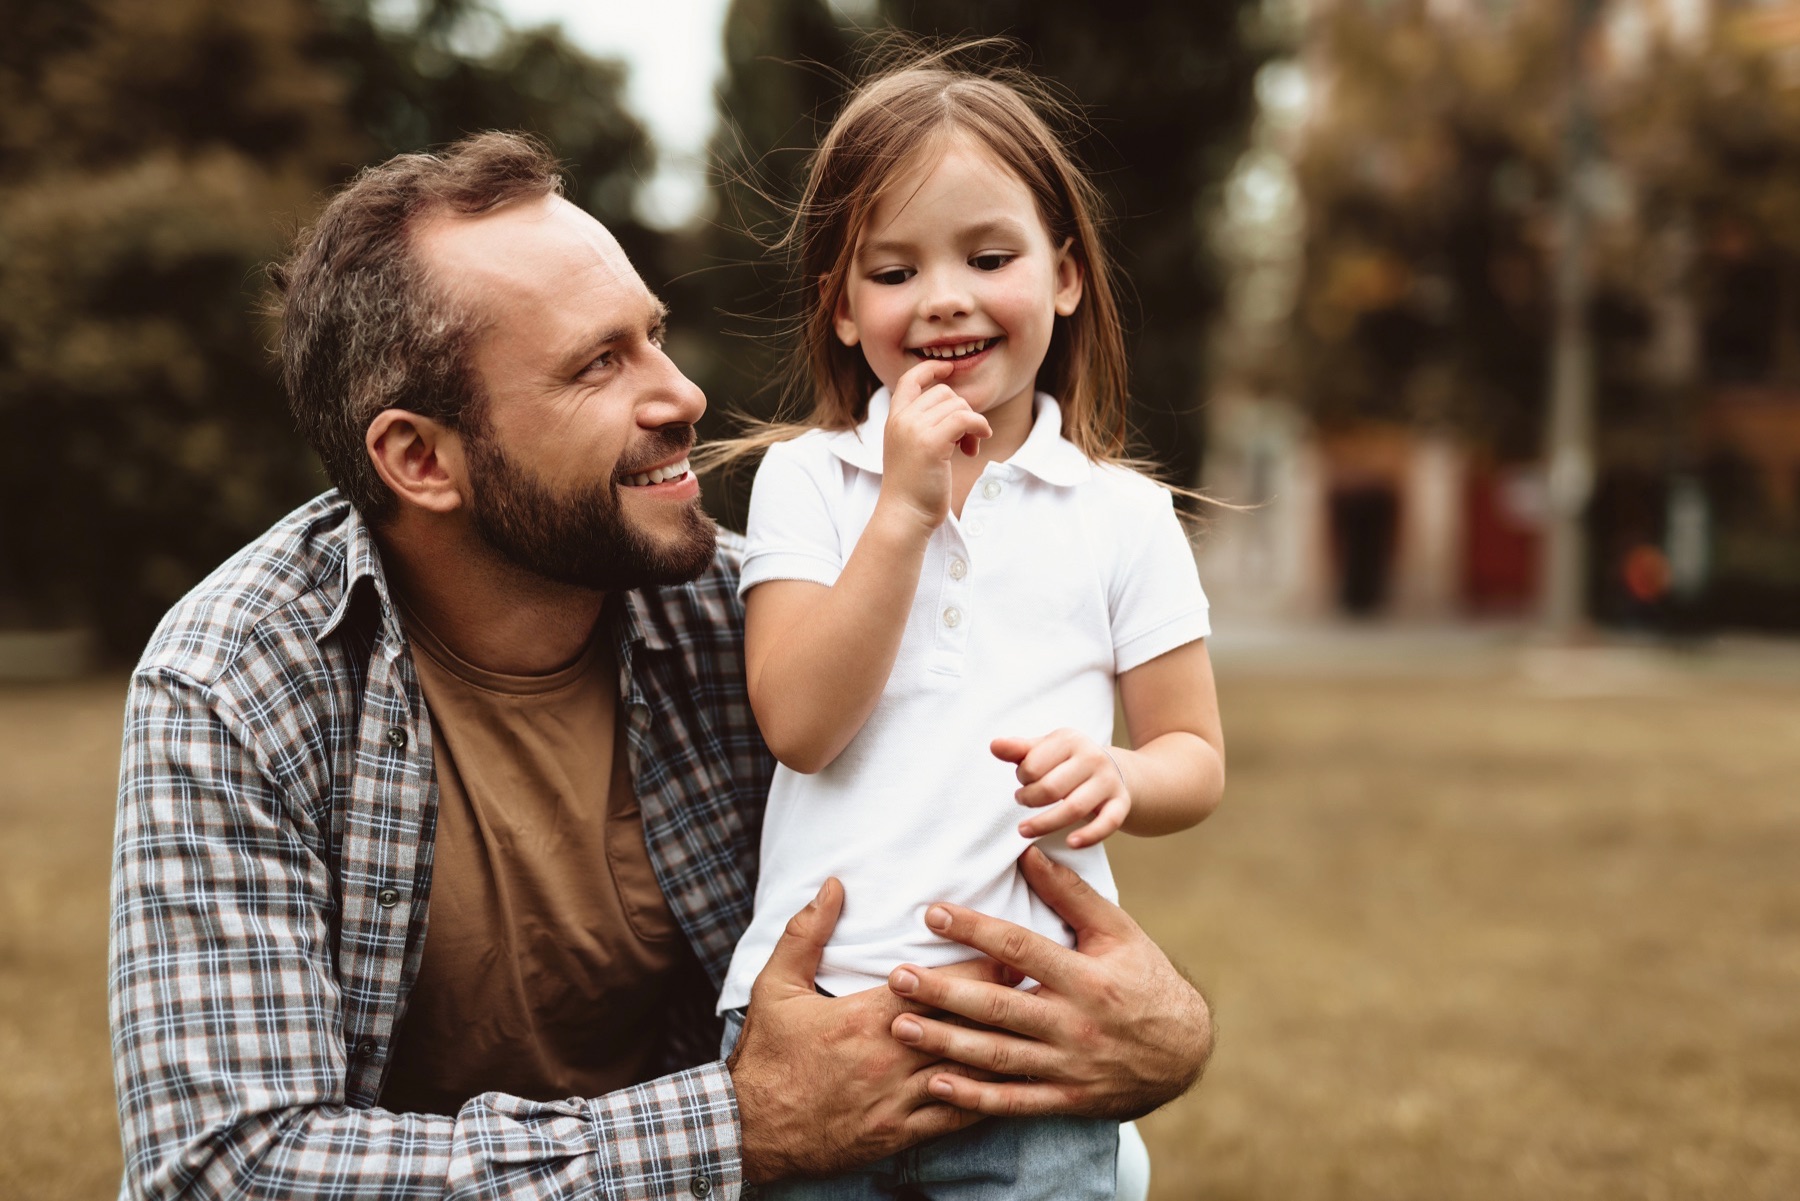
xmin=114 ymin=1065 xmax=743 ymax=1201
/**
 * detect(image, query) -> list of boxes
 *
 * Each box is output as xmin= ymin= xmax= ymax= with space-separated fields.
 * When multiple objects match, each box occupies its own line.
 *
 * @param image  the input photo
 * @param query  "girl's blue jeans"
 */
xmin=721 ymin=1006 xmax=1119 ymax=1200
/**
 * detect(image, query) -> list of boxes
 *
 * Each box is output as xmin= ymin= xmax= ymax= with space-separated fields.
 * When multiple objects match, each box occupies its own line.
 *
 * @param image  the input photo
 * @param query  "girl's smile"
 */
xmin=833 ymin=131 xmax=1084 ymax=453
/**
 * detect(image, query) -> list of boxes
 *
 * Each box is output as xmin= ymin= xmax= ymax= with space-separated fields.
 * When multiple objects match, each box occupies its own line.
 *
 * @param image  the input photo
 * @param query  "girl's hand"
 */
xmin=991 ymin=730 xmax=1131 ymax=849
xmin=879 ymin=358 xmax=991 ymax=531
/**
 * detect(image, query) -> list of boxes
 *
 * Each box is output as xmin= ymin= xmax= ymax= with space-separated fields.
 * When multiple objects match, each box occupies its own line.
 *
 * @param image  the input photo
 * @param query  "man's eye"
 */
xmin=871 ymin=268 xmax=913 ymax=286
xmin=971 ymin=253 xmax=1012 ymax=272
xmin=583 ymin=351 xmax=615 ymax=375
xmin=649 ymin=324 xmax=668 ymax=348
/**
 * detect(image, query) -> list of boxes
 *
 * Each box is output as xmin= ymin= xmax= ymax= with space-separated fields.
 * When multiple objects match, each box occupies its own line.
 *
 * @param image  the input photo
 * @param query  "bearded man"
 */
xmin=109 ymin=133 xmax=1211 ymax=1200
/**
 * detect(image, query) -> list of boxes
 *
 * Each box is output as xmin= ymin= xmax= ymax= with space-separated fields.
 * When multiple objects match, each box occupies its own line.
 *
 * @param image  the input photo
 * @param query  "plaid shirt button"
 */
xmin=385 ymin=727 xmax=408 ymax=749
xmin=377 ymin=888 xmax=400 ymax=908
xmin=689 ymin=1174 xmax=713 ymax=1197
xmin=354 ymin=1041 xmax=376 ymax=1059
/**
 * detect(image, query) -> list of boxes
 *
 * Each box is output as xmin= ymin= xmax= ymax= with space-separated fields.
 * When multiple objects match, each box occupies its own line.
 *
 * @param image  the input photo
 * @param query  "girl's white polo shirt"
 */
xmin=717 ymin=391 xmax=1209 ymax=1009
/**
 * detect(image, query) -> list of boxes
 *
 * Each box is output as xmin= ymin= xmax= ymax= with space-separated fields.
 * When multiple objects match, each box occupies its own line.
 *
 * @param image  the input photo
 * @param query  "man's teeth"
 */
xmin=915 ymin=337 xmax=997 ymax=361
xmin=624 ymin=457 xmax=690 ymax=487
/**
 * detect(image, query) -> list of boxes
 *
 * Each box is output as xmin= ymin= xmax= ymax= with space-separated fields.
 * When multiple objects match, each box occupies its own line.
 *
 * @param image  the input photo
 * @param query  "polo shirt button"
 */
xmin=982 ymin=481 xmax=1002 ymax=500
xmin=948 ymin=558 xmax=967 ymax=580
xmin=689 ymin=1174 xmax=713 ymax=1197
xmin=385 ymin=727 xmax=408 ymax=749
xmin=943 ymin=607 xmax=962 ymax=628
xmin=966 ymin=520 xmax=985 ymax=537
xmin=377 ymin=888 xmax=401 ymax=908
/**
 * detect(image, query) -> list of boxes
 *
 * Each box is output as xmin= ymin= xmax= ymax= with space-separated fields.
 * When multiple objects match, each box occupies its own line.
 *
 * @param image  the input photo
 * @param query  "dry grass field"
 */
xmin=3 ymin=652 xmax=1797 ymax=1199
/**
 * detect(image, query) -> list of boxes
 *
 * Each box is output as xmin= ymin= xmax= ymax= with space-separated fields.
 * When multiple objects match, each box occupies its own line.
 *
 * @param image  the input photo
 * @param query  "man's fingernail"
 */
xmin=891 ymin=968 xmax=918 ymax=995
xmin=926 ymin=906 xmax=952 ymax=932
xmin=929 ymin=1076 xmax=955 ymax=1098
xmin=894 ymin=1016 xmax=923 ymax=1042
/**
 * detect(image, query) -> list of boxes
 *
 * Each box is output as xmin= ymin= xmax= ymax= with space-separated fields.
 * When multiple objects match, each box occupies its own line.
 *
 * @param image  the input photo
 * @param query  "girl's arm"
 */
xmin=996 ymin=637 xmax=1224 ymax=846
xmin=747 ymin=360 xmax=988 ymax=774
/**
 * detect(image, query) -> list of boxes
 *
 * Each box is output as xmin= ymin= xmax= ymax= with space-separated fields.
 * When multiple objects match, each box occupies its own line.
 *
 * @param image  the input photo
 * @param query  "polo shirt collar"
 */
xmin=821 ymin=388 xmax=1090 ymax=486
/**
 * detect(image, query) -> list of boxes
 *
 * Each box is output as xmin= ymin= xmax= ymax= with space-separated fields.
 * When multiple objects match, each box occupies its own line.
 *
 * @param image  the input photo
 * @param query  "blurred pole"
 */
xmin=1539 ymin=0 xmax=1602 ymax=639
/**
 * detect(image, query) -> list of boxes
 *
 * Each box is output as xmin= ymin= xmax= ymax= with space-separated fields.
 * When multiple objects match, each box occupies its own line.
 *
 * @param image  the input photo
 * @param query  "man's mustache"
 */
xmin=614 ymin=425 xmax=697 ymax=478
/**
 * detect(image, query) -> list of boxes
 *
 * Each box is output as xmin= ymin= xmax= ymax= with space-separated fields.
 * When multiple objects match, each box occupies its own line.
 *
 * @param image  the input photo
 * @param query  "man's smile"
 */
xmin=620 ymin=455 xmax=692 ymax=488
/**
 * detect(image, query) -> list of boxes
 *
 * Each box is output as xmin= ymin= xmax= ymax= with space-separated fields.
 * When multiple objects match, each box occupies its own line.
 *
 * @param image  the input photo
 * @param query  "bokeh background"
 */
xmin=2 ymin=1 xmax=1797 ymax=1198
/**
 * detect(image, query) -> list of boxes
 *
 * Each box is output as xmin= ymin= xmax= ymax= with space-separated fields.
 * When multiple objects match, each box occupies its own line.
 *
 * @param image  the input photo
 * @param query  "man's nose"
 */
xmin=641 ymin=343 xmax=707 ymax=427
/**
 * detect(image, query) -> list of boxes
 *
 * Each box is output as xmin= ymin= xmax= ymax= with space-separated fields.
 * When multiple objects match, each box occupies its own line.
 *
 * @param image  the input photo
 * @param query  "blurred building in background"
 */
xmin=1200 ymin=0 xmax=1800 ymax=632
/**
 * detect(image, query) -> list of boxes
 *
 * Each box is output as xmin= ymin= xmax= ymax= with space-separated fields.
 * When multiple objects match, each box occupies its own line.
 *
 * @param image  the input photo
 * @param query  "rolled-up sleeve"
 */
xmin=110 ymin=668 xmax=746 ymax=1201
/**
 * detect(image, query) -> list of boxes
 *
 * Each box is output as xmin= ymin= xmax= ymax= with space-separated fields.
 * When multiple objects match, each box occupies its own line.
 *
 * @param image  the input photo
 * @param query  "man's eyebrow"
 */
xmin=858 ymin=219 xmax=1032 ymax=262
xmin=563 ymin=295 xmax=670 ymax=370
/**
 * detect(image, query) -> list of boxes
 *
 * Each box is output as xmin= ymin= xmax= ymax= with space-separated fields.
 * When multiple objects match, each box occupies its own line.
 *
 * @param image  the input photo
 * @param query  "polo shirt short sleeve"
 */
xmin=740 ymin=434 xmax=850 ymax=592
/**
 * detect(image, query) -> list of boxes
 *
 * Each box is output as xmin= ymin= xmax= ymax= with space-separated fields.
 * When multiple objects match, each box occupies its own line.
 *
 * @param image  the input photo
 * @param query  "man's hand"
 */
xmin=992 ymin=730 xmax=1131 ymax=849
xmin=727 ymin=878 xmax=990 ymax=1183
xmin=884 ymin=846 xmax=1213 ymax=1119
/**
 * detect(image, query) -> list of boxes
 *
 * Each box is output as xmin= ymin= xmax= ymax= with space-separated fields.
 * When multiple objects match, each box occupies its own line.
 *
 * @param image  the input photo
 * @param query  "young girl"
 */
xmin=715 ymin=50 xmax=1226 ymax=1199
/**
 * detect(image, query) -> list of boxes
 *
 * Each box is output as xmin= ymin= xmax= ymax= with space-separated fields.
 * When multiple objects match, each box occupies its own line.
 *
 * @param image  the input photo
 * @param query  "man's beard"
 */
xmin=462 ymin=422 xmax=716 ymax=593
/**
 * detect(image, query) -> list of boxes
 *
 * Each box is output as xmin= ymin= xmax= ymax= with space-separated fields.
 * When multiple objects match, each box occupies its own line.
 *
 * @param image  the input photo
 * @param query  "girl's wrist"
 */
xmin=870 ymin=491 xmax=942 ymax=542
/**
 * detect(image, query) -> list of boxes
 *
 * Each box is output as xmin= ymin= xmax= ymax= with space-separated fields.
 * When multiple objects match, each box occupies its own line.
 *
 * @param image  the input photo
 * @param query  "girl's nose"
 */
xmin=918 ymin=269 xmax=972 ymax=321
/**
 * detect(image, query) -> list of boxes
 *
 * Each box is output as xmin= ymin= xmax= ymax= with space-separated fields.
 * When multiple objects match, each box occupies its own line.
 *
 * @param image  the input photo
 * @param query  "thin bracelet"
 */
xmin=1103 ymin=748 xmax=1127 ymax=790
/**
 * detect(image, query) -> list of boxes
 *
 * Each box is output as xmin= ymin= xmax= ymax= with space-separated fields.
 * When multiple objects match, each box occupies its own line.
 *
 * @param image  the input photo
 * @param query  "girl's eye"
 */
xmin=971 ymin=253 xmax=1013 ymax=272
xmin=871 ymin=268 xmax=913 ymax=286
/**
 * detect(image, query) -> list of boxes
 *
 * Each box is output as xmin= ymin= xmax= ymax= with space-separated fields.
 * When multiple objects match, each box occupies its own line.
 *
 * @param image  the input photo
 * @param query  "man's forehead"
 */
xmin=414 ymin=193 xmax=647 ymax=305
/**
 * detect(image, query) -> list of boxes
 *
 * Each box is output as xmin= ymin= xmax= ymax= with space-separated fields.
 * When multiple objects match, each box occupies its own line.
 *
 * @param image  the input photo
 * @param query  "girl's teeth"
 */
xmin=625 ymin=457 xmax=691 ymax=487
xmin=918 ymin=338 xmax=995 ymax=360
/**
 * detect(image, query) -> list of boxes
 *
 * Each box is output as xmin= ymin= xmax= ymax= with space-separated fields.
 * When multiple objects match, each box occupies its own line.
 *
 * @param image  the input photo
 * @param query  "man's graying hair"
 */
xmin=270 ymin=132 xmax=565 ymax=522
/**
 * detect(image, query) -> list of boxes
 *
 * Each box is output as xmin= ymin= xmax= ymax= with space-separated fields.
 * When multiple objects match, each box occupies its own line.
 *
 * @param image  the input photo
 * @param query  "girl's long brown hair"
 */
xmin=697 ymin=39 xmax=1138 ymax=474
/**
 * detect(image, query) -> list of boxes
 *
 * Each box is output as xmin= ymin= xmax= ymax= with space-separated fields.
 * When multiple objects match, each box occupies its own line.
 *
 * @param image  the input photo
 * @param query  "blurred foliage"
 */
xmin=1283 ymin=0 xmax=1800 ymax=627
xmin=681 ymin=0 xmax=1262 ymax=528
xmin=0 ymin=0 xmax=656 ymax=651
xmin=1284 ymin=1 xmax=1568 ymax=456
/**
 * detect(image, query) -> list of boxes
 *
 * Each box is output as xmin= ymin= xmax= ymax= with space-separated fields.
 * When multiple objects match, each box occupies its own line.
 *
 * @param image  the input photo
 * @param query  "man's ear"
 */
xmin=367 ymin=409 xmax=466 ymax=517
xmin=1053 ymin=238 xmax=1085 ymax=318
xmin=829 ymin=281 xmax=861 ymax=347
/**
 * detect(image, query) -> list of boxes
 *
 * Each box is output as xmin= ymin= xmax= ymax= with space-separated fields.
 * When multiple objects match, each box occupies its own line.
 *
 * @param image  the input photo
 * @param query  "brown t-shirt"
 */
xmin=379 ymin=607 xmax=683 ymax=1116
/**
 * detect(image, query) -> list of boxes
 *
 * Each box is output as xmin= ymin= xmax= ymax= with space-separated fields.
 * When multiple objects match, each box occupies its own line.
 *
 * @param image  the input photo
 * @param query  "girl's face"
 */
xmin=832 ymin=132 xmax=1083 ymax=437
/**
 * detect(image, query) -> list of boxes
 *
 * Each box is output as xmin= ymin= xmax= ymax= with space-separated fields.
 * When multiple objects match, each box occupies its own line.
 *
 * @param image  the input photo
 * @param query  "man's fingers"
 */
xmin=1017 ymin=845 xmax=1137 ymax=941
xmin=918 ymin=900 xmax=1085 ymax=991
xmin=901 ymin=1095 xmax=987 ymax=1141
xmin=891 ymin=1009 xmax=1060 ymax=1079
xmin=755 ymin=878 xmax=842 ymax=998
xmin=924 ymin=1073 xmax=1086 ymax=1118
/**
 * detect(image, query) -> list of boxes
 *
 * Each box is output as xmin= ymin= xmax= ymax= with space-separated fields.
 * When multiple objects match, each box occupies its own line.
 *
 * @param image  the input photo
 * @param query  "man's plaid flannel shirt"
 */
xmin=110 ymin=493 xmax=774 ymax=1200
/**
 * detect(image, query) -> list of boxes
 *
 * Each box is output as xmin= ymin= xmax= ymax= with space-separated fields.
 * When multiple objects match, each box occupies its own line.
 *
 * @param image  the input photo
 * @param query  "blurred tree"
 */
xmin=313 ymin=0 xmax=662 ymax=272
xmin=687 ymin=0 xmax=1261 ymax=524
xmin=1284 ymin=1 xmax=1576 ymax=456
xmin=674 ymin=0 xmax=855 ymax=528
xmin=0 ymin=0 xmax=656 ymax=653
xmin=1283 ymin=0 xmax=1800 ymax=628
xmin=0 ymin=0 xmax=354 ymax=647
